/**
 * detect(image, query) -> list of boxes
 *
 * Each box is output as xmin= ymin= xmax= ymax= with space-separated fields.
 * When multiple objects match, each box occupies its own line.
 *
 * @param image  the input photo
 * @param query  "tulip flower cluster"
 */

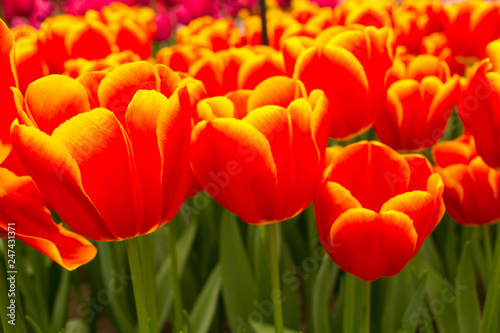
xmin=1 ymin=0 xmax=500 ymax=333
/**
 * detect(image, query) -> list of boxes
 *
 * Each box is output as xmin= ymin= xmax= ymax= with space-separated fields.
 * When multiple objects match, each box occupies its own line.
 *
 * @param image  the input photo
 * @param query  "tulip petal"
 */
xmin=196 ymin=97 xmax=235 ymax=122
xmin=98 ymin=61 xmax=182 ymax=122
xmin=76 ymin=71 xmax=107 ymax=109
xmin=329 ymin=141 xmax=410 ymax=211
xmin=403 ymin=154 xmax=434 ymax=192
xmin=381 ymin=190 xmax=442 ymax=253
xmin=225 ymin=90 xmax=252 ymax=119
xmin=432 ymin=138 xmax=477 ymax=167
xmin=314 ymin=182 xmax=362 ymax=255
xmin=11 ymin=121 xmax=114 ymax=240
xmin=125 ymin=90 xmax=164 ymax=234
xmin=0 ymin=168 xmax=97 ymax=270
xmin=237 ymin=53 xmax=286 ymax=90
xmin=247 ymin=76 xmax=306 ymax=113
xmin=191 ymin=118 xmax=277 ymax=224
xmin=24 ymin=75 xmax=91 ymax=134
xmin=0 ymin=19 xmax=18 ymax=163
xmin=330 ymin=208 xmax=417 ymax=281
xmin=157 ymin=86 xmax=192 ymax=223
xmin=243 ymin=105 xmax=294 ymax=219
xmin=51 ymin=108 xmax=140 ymax=239
xmin=294 ymin=46 xmax=371 ymax=139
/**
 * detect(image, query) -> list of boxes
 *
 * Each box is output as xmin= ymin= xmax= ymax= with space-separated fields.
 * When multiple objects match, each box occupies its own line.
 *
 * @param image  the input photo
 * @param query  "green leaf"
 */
xmin=0 ymin=255 xmax=16 ymax=333
xmin=190 ymin=264 xmax=222 ymax=333
xmin=25 ymin=316 xmax=43 ymax=333
xmin=479 ymin=225 xmax=500 ymax=333
xmin=156 ymin=220 xmax=198 ymax=328
xmin=183 ymin=309 xmax=193 ymax=333
xmin=220 ymin=210 xmax=257 ymax=333
xmin=400 ymin=271 xmax=428 ymax=333
xmin=280 ymin=241 xmax=300 ymax=331
xmin=96 ymin=242 xmax=134 ymax=333
xmin=250 ymin=322 xmax=302 ymax=333
xmin=50 ymin=269 xmax=71 ymax=332
xmin=381 ymin=267 xmax=414 ymax=333
xmin=443 ymin=217 xmax=458 ymax=279
xmin=312 ymin=255 xmax=338 ymax=333
xmin=456 ymin=242 xmax=480 ymax=333
xmin=424 ymin=270 xmax=459 ymax=333
xmin=343 ymin=274 xmax=370 ymax=333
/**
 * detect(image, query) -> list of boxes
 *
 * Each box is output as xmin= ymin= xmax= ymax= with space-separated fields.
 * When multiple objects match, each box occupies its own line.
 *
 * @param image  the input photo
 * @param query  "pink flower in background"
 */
xmin=2 ymin=0 xmax=52 ymax=27
xmin=218 ymin=0 xmax=257 ymax=16
xmin=164 ymin=0 xmax=218 ymax=25
xmin=311 ymin=0 xmax=338 ymax=8
xmin=154 ymin=2 xmax=173 ymax=41
xmin=63 ymin=0 xmax=149 ymax=16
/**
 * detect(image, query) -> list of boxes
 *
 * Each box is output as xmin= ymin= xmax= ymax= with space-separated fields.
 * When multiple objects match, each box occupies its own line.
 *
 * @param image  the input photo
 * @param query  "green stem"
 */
xmin=138 ymin=236 xmax=159 ymax=333
xmin=167 ymin=223 xmax=184 ymax=333
xmin=259 ymin=0 xmax=269 ymax=46
xmin=484 ymin=225 xmax=493 ymax=270
xmin=344 ymin=274 xmax=371 ymax=333
xmin=125 ymin=238 xmax=152 ymax=333
xmin=267 ymin=223 xmax=284 ymax=333
xmin=480 ymin=224 xmax=500 ymax=333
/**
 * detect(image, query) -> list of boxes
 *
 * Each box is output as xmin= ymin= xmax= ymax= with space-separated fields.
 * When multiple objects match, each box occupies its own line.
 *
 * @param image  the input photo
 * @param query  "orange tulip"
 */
xmin=374 ymin=75 xmax=460 ymax=151
xmin=10 ymin=27 xmax=49 ymax=94
xmin=333 ymin=0 xmax=393 ymax=28
xmin=12 ymin=75 xmax=92 ymax=134
xmin=0 ymin=167 xmax=97 ymax=270
xmin=386 ymin=54 xmax=451 ymax=87
xmin=63 ymin=50 xmax=140 ymax=78
xmin=37 ymin=15 xmax=82 ymax=74
xmin=189 ymin=48 xmax=254 ymax=96
xmin=294 ymin=26 xmax=393 ymax=139
xmin=0 ymin=19 xmax=18 ymax=164
xmin=100 ymin=2 xmax=157 ymax=40
xmin=420 ymin=32 xmax=466 ymax=76
xmin=433 ymin=135 xmax=500 ymax=226
xmin=277 ymin=22 xmax=321 ymax=50
xmin=282 ymin=36 xmax=315 ymax=77
xmin=315 ymin=141 xmax=445 ymax=281
xmin=156 ymin=44 xmax=201 ymax=73
xmin=191 ymin=76 xmax=329 ymax=224
xmin=442 ymin=0 xmax=500 ymax=58
xmin=177 ymin=18 xmax=242 ymax=51
xmin=457 ymin=60 xmax=500 ymax=170
xmin=393 ymin=0 xmax=443 ymax=54
xmin=237 ymin=51 xmax=286 ymax=90
xmin=109 ymin=18 xmax=151 ymax=59
xmin=11 ymin=63 xmax=192 ymax=241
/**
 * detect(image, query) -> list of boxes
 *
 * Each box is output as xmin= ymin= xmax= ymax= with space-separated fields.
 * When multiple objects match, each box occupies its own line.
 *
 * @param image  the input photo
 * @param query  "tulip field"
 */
xmin=1 ymin=0 xmax=500 ymax=332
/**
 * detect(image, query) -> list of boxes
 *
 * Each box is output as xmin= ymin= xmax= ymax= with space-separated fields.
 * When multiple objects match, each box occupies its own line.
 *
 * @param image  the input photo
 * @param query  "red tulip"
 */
xmin=386 ymin=54 xmax=451 ymax=87
xmin=393 ymin=0 xmax=443 ymax=54
xmin=11 ymin=64 xmax=192 ymax=241
xmin=11 ymin=27 xmax=49 ymax=94
xmin=0 ymin=19 xmax=18 ymax=164
xmin=189 ymin=48 xmax=254 ymax=97
xmin=294 ymin=26 xmax=394 ymax=139
xmin=191 ymin=76 xmax=329 ymax=224
xmin=442 ymin=0 xmax=500 ymax=58
xmin=0 ymin=167 xmax=97 ymax=270
xmin=375 ymin=75 xmax=460 ymax=151
xmin=433 ymin=135 xmax=500 ymax=226
xmin=315 ymin=141 xmax=445 ymax=281
xmin=457 ymin=59 xmax=500 ymax=170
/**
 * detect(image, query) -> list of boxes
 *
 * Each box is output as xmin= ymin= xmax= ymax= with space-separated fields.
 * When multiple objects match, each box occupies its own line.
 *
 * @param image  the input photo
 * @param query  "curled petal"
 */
xmin=0 ymin=168 xmax=97 ymax=270
xmin=330 ymin=208 xmax=417 ymax=281
xmin=191 ymin=118 xmax=277 ymax=224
